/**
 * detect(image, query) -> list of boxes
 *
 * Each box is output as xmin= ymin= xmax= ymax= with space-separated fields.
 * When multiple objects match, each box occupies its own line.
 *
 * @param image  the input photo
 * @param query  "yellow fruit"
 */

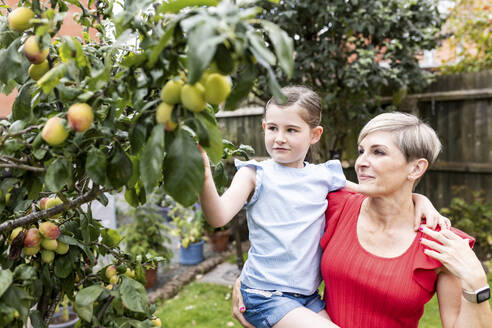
xmin=39 ymin=197 xmax=49 ymax=210
xmin=41 ymin=250 xmax=55 ymax=263
xmin=8 ymin=7 xmax=35 ymax=31
xmin=39 ymin=221 xmax=60 ymax=239
xmin=124 ymin=268 xmax=135 ymax=278
xmin=8 ymin=227 xmax=23 ymax=244
xmin=41 ymin=238 xmax=58 ymax=251
xmin=181 ymin=83 xmax=206 ymax=113
xmin=67 ymin=103 xmax=94 ymax=132
xmin=165 ymin=119 xmax=177 ymax=131
xmin=109 ymin=275 xmax=119 ymax=285
xmin=45 ymin=197 xmax=63 ymax=218
xmin=161 ymin=80 xmax=183 ymax=105
xmin=29 ymin=60 xmax=50 ymax=81
xmin=105 ymin=284 xmax=113 ymax=290
xmin=204 ymin=73 xmax=231 ymax=105
xmin=24 ymin=36 xmax=49 ymax=65
xmin=41 ymin=117 xmax=68 ymax=146
xmin=152 ymin=318 xmax=162 ymax=327
xmin=105 ymin=265 xmax=117 ymax=279
xmin=156 ymin=102 xmax=173 ymax=124
xmin=23 ymin=245 xmax=40 ymax=256
xmin=55 ymin=241 xmax=69 ymax=255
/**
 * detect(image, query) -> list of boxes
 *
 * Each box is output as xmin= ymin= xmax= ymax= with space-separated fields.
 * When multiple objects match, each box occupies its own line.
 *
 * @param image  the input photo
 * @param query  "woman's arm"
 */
xmin=421 ymin=227 xmax=492 ymax=327
xmin=198 ymin=147 xmax=255 ymax=228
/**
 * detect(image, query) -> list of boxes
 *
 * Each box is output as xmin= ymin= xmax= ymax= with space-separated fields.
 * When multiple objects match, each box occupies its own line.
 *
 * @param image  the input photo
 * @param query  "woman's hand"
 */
xmin=420 ymin=227 xmax=487 ymax=291
xmin=412 ymin=193 xmax=451 ymax=231
xmin=232 ymin=278 xmax=254 ymax=328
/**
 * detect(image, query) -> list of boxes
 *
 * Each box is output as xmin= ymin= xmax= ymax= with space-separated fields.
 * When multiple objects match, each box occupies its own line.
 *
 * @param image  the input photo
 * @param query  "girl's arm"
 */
xmin=412 ymin=193 xmax=451 ymax=231
xmin=421 ymin=227 xmax=492 ymax=327
xmin=198 ymin=147 xmax=255 ymax=228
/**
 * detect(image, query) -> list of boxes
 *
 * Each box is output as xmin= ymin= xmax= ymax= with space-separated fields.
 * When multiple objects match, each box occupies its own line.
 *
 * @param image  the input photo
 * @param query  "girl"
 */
xmin=199 ymin=86 xmax=447 ymax=328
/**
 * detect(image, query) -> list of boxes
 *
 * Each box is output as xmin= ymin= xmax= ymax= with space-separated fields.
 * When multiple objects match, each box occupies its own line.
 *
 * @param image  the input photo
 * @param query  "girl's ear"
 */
xmin=262 ymin=121 xmax=266 ymax=131
xmin=310 ymin=126 xmax=323 ymax=144
xmin=408 ymin=158 xmax=428 ymax=181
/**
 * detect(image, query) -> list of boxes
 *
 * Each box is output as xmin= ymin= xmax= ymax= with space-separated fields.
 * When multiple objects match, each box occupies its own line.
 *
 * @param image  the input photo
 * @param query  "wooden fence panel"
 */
xmin=217 ymin=71 xmax=492 ymax=209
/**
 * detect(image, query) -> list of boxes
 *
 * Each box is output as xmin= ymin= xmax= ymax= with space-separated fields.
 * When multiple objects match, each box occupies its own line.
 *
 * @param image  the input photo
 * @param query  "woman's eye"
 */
xmin=374 ymin=149 xmax=385 ymax=155
xmin=357 ymin=149 xmax=364 ymax=155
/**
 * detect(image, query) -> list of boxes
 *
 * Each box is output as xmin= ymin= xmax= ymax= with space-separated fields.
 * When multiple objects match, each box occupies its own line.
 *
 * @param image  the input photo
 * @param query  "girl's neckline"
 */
xmin=354 ymin=197 xmax=421 ymax=260
xmin=270 ymin=159 xmax=309 ymax=170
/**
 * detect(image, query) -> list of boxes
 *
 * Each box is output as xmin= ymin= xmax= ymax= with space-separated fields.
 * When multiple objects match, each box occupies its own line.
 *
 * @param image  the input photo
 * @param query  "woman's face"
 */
xmin=355 ymin=131 xmax=414 ymax=196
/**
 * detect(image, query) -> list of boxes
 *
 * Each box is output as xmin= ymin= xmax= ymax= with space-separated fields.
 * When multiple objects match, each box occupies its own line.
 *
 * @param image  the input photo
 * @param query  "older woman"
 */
xmin=233 ymin=112 xmax=491 ymax=327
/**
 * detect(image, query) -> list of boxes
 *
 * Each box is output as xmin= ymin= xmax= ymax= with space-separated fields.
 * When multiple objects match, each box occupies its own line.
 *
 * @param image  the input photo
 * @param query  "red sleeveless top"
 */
xmin=320 ymin=190 xmax=474 ymax=328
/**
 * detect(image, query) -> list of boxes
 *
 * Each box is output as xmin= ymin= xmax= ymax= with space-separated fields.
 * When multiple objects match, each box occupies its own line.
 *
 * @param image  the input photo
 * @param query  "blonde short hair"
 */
xmin=358 ymin=112 xmax=442 ymax=164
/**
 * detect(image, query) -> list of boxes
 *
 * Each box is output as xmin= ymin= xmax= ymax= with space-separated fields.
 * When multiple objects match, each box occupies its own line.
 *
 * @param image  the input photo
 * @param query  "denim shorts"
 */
xmin=240 ymin=282 xmax=325 ymax=328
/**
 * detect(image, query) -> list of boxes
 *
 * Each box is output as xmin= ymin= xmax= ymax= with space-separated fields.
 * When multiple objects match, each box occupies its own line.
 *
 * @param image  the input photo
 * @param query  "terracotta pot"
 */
xmin=208 ymin=229 xmax=231 ymax=252
xmin=145 ymin=266 xmax=158 ymax=289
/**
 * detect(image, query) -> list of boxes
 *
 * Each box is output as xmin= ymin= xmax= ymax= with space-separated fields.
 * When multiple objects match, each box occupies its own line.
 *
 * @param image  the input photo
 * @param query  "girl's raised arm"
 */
xmin=198 ymin=147 xmax=256 ymax=228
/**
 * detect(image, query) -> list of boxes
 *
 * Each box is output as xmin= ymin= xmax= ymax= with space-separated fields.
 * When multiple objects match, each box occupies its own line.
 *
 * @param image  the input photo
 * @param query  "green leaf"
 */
xmin=120 ymin=276 xmax=147 ymax=313
xmin=259 ymin=20 xmax=294 ymax=78
xmin=54 ymin=255 xmax=72 ymax=278
xmin=29 ymin=310 xmax=47 ymax=328
xmin=73 ymin=303 xmax=93 ymax=322
xmin=75 ymin=285 xmax=105 ymax=307
xmin=0 ymin=269 xmax=13 ymax=298
xmin=249 ymin=47 xmax=286 ymax=104
xmin=44 ymin=158 xmax=73 ymax=192
xmin=159 ymin=0 xmax=219 ymax=14
xmin=140 ymin=125 xmax=165 ymax=193
xmin=101 ymin=228 xmax=121 ymax=248
xmin=85 ymin=147 xmax=107 ymax=185
xmin=163 ymin=129 xmax=204 ymax=206
xmin=225 ymin=61 xmax=256 ymax=110
xmin=37 ymin=63 xmax=67 ymax=94
xmin=247 ymin=30 xmax=276 ymax=66
xmin=107 ymin=143 xmax=133 ymax=189
xmin=129 ymin=120 xmax=148 ymax=155
xmin=186 ymin=22 xmax=226 ymax=84
xmin=13 ymin=264 xmax=37 ymax=281
xmin=12 ymin=82 xmax=34 ymax=121
xmin=196 ymin=112 xmax=223 ymax=164
xmin=0 ymin=38 xmax=26 ymax=85
xmin=146 ymin=21 xmax=177 ymax=69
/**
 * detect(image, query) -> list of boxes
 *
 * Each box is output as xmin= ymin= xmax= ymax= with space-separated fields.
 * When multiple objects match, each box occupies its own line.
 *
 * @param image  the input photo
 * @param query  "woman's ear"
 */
xmin=408 ymin=158 xmax=428 ymax=181
xmin=310 ymin=126 xmax=323 ymax=144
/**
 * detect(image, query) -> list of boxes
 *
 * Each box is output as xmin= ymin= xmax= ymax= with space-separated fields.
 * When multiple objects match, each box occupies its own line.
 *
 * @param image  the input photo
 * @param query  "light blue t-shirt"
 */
xmin=235 ymin=158 xmax=346 ymax=295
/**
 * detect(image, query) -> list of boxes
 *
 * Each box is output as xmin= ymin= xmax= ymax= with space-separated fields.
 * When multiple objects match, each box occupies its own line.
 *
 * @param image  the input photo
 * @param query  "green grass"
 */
xmin=155 ymin=282 xmax=238 ymax=328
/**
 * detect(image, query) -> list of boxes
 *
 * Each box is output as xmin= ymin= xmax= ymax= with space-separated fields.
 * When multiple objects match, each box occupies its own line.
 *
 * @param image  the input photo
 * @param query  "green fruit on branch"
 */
xmin=152 ymin=318 xmax=162 ymax=327
xmin=41 ymin=250 xmax=55 ymax=264
xmin=28 ymin=60 xmax=49 ymax=81
xmin=67 ymin=103 xmax=94 ymax=132
xmin=55 ymin=241 xmax=69 ymax=255
xmin=156 ymin=102 xmax=173 ymax=124
xmin=161 ymin=80 xmax=183 ymax=105
xmin=24 ymin=35 xmax=49 ymax=64
xmin=39 ymin=221 xmax=61 ymax=240
xmin=41 ymin=238 xmax=58 ymax=251
xmin=204 ymin=73 xmax=231 ymax=105
xmin=8 ymin=7 xmax=35 ymax=31
xmin=23 ymin=245 xmax=40 ymax=256
xmin=41 ymin=117 xmax=68 ymax=146
xmin=8 ymin=227 xmax=23 ymax=244
xmin=109 ymin=275 xmax=119 ymax=285
xmin=181 ymin=83 xmax=206 ymax=113
xmin=24 ymin=228 xmax=41 ymax=247
xmin=165 ymin=119 xmax=178 ymax=131
xmin=105 ymin=265 xmax=117 ymax=279
xmin=124 ymin=268 xmax=135 ymax=278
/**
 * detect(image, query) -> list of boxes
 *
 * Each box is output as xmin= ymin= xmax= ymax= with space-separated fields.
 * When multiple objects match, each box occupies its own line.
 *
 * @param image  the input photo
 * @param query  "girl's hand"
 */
xmin=232 ymin=278 xmax=254 ymax=328
xmin=412 ymin=193 xmax=451 ymax=231
xmin=197 ymin=144 xmax=211 ymax=172
xmin=420 ymin=227 xmax=488 ymax=291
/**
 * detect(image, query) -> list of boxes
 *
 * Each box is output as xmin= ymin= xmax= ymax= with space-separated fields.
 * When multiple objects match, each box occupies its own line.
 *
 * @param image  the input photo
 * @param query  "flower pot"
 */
xmin=145 ymin=266 xmax=158 ymax=289
xmin=49 ymin=306 xmax=79 ymax=328
xmin=207 ymin=229 xmax=231 ymax=252
xmin=179 ymin=240 xmax=205 ymax=265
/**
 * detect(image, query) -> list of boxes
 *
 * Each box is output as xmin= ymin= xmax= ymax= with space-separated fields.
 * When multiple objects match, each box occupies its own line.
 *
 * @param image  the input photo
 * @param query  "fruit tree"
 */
xmin=0 ymin=0 xmax=293 ymax=326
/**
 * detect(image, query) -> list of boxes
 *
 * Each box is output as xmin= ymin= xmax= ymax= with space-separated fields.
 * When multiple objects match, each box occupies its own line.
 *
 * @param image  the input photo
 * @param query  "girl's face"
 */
xmin=262 ymin=105 xmax=322 ymax=168
xmin=355 ymin=131 xmax=417 ymax=196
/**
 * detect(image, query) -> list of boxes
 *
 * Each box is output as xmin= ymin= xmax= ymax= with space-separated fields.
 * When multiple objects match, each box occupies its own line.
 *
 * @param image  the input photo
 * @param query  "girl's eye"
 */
xmin=268 ymin=126 xmax=277 ymax=131
xmin=287 ymin=128 xmax=297 ymax=133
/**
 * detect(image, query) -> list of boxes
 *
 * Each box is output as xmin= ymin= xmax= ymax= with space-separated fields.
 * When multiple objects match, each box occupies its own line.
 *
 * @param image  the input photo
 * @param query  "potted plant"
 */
xmin=166 ymin=197 xmax=206 ymax=265
xmin=48 ymin=296 xmax=79 ymax=328
xmin=204 ymin=221 xmax=232 ymax=252
xmin=118 ymin=205 xmax=173 ymax=288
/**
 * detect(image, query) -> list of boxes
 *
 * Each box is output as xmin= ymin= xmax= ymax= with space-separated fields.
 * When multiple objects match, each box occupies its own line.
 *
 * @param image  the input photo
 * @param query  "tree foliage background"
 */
xmin=0 ymin=0 xmax=292 ymax=326
xmin=254 ymin=0 xmax=444 ymax=159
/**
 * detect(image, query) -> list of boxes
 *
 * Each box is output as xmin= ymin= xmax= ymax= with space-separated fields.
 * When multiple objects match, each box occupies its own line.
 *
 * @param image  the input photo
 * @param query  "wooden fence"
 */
xmin=216 ymin=70 xmax=492 ymax=209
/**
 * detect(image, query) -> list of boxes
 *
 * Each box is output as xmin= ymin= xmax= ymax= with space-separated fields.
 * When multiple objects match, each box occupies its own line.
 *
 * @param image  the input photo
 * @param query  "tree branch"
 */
xmin=0 ymin=163 xmax=46 ymax=172
xmin=0 ymin=186 xmax=103 ymax=233
xmin=97 ymin=295 xmax=114 ymax=323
